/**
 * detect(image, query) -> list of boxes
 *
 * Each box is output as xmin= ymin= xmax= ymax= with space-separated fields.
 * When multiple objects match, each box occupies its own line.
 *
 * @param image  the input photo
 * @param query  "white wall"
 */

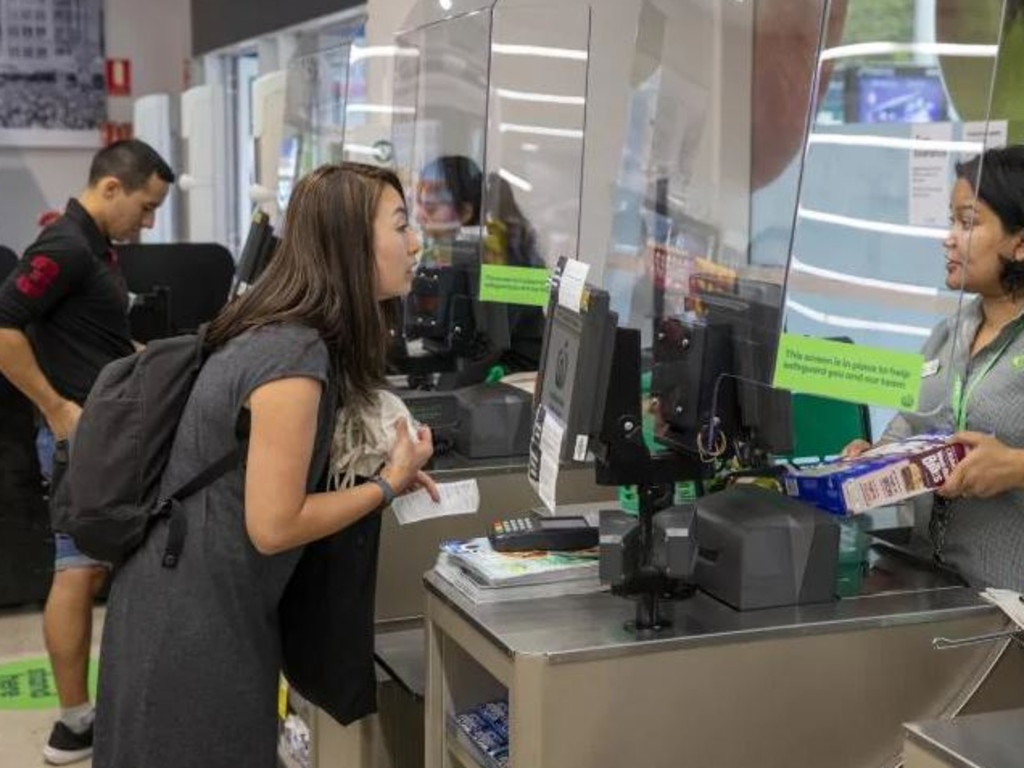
xmin=104 ymin=0 xmax=192 ymax=123
xmin=0 ymin=0 xmax=191 ymax=254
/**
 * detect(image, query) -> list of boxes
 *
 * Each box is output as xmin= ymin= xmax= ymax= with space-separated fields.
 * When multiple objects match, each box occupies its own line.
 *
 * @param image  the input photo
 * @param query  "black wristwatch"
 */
xmin=369 ymin=475 xmax=397 ymax=508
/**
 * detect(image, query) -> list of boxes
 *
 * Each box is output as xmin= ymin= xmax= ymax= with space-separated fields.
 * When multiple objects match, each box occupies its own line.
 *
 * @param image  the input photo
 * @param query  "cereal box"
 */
xmin=785 ymin=434 xmax=966 ymax=514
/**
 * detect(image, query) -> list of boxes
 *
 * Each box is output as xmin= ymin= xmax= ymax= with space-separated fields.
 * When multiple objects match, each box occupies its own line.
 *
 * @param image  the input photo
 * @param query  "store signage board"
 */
xmin=773 ymin=333 xmax=923 ymax=411
xmin=0 ymin=657 xmax=98 ymax=710
xmin=908 ymin=122 xmax=953 ymax=227
xmin=479 ymin=265 xmax=550 ymax=307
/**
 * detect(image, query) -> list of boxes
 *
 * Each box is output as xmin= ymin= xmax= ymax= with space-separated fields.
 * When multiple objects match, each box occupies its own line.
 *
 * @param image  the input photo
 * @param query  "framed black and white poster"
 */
xmin=0 ymin=0 xmax=106 ymax=147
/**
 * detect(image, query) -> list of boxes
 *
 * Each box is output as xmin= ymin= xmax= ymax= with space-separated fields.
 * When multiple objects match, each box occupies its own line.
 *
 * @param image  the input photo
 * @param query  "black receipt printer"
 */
xmin=692 ymin=485 xmax=839 ymax=611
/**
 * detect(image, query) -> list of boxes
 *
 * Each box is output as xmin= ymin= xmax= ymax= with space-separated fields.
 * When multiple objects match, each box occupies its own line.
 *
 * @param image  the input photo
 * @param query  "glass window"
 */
xmin=779 ymin=0 xmax=1004 ymax=431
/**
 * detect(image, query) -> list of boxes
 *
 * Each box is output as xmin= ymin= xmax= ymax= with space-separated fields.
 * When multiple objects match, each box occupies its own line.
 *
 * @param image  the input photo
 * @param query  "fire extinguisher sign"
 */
xmin=105 ymin=59 xmax=132 ymax=97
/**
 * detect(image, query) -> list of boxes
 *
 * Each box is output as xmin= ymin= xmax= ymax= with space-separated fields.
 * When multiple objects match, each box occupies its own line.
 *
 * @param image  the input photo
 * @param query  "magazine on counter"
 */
xmin=434 ymin=554 xmax=604 ymax=603
xmin=438 ymin=537 xmax=599 ymax=587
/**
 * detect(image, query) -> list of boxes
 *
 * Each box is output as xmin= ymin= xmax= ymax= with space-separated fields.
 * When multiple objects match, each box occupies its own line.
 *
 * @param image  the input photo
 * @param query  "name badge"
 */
xmin=922 ymin=359 xmax=941 ymax=378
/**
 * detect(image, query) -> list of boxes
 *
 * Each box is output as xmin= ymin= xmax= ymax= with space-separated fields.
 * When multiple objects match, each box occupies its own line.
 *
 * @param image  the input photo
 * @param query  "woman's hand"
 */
xmin=939 ymin=431 xmax=1024 ymax=499
xmin=380 ymin=418 xmax=435 ymax=495
xmin=841 ymin=439 xmax=872 ymax=458
xmin=401 ymin=469 xmax=441 ymax=503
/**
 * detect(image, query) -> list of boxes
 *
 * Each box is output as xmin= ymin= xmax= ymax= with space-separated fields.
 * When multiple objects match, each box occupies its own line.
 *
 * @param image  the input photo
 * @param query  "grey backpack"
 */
xmin=53 ymin=327 xmax=246 ymax=567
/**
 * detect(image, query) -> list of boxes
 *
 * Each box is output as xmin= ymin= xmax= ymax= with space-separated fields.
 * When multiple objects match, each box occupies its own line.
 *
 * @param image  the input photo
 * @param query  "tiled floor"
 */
xmin=0 ymin=605 xmax=104 ymax=768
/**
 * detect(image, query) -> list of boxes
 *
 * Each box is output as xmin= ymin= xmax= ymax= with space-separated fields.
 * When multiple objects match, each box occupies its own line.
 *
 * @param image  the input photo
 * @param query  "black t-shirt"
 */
xmin=0 ymin=199 xmax=134 ymax=404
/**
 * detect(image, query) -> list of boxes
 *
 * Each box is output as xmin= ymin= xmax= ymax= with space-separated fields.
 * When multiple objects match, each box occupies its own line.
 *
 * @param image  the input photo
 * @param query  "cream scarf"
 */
xmin=329 ymin=389 xmax=419 ymax=490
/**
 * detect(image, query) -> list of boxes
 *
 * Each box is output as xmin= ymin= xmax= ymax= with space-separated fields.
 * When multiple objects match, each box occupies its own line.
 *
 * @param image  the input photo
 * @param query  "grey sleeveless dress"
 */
xmin=94 ymin=323 xmax=334 ymax=768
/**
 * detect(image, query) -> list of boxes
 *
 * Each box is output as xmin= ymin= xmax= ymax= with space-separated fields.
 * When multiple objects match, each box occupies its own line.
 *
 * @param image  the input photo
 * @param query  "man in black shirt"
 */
xmin=0 ymin=139 xmax=173 ymax=765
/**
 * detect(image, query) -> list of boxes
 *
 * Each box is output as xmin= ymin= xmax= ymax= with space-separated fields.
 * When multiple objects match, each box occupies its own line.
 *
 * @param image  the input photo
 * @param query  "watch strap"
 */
xmin=369 ymin=475 xmax=397 ymax=507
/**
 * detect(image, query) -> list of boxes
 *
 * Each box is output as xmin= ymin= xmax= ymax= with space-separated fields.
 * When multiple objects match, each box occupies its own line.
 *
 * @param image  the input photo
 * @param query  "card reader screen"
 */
xmin=541 ymin=518 xmax=588 ymax=529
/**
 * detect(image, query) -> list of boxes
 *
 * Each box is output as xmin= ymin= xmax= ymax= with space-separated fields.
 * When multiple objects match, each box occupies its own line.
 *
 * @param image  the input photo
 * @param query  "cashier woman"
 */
xmin=845 ymin=145 xmax=1024 ymax=590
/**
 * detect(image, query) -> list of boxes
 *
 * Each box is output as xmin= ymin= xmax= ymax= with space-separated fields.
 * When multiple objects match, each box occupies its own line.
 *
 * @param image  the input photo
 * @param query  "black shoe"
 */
xmin=43 ymin=721 xmax=93 ymax=765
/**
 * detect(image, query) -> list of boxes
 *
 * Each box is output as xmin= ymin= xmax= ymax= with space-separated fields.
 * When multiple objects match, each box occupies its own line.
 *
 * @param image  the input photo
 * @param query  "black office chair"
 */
xmin=117 ymin=243 xmax=235 ymax=341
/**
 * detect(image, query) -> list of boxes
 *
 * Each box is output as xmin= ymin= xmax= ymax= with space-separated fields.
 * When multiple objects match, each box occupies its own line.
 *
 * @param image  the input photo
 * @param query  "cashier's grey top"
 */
xmin=882 ymin=297 xmax=1024 ymax=589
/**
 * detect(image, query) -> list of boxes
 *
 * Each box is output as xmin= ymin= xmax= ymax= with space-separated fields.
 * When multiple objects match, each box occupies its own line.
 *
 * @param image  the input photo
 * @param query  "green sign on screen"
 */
xmin=773 ymin=334 xmax=923 ymax=411
xmin=0 ymin=657 xmax=98 ymax=710
xmin=479 ymin=265 xmax=550 ymax=307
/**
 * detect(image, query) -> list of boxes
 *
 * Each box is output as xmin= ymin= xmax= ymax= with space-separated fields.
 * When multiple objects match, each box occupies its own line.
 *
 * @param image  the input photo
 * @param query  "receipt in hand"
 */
xmin=391 ymin=479 xmax=480 ymax=525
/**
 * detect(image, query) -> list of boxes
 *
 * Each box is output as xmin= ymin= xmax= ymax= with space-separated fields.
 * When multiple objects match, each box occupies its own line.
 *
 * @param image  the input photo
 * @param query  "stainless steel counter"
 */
xmin=423 ymin=547 xmax=998 ymax=663
xmin=906 ymin=709 xmax=1024 ymax=768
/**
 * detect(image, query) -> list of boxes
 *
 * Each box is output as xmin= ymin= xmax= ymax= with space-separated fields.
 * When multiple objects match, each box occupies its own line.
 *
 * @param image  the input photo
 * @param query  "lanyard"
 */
xmin=950 ymin=322 xmax=1024 ymax=431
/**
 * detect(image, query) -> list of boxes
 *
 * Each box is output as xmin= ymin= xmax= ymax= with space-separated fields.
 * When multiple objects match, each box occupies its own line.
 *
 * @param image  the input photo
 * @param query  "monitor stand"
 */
xmin=595 ymin=327 xmax=705 ymax=632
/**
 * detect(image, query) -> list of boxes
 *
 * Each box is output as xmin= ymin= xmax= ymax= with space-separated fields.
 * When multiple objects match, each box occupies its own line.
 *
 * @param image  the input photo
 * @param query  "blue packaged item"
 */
xmin=785 ymin=459 xmax=887 ymax=514
xmin=455 ymin=708 xmax=509 ymax=765
xmin=784 ymin=433 xmax=964 ymax=515
xmin=474 ymin=700 xmax=510 ymax=742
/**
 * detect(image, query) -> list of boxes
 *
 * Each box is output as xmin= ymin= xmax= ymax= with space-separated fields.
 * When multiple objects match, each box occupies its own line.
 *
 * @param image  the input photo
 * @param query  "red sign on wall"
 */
xmin=105 ymin=59 xmax=132 ymax=97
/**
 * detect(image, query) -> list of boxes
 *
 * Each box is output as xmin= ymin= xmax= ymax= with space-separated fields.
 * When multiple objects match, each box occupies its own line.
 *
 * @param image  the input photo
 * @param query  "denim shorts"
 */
xmin=36 ymin=426 xmax=109 ymax=572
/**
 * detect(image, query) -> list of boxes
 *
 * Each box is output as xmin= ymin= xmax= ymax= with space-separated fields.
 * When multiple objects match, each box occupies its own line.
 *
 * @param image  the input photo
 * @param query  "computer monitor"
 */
xmin=117 ymin=243 xmax=236 ymax=340
xmin=531 ymin=259 xmax=618 ymax=465
xmin=703 ymin=282 xmax=792 ymax=455
xmin=650 ymin=279 xmax=793 ymax=463
xmin=848 ymin=66 xmax=948 ymax=124
xmin=395 ymin=235 xmax=540 ymax=389
xmin=404 ymin=238 xmax=482 ymax=360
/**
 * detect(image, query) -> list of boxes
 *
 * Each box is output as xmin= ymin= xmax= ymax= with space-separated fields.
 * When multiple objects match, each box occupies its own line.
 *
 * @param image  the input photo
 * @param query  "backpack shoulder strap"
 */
xmin=158 ymin=408 xmax=252 ymax=568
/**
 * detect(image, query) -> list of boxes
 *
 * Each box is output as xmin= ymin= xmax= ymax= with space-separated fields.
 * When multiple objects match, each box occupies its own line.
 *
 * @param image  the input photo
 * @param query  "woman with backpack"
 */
xmin=92 ymin=163 xmax=437 ymax=768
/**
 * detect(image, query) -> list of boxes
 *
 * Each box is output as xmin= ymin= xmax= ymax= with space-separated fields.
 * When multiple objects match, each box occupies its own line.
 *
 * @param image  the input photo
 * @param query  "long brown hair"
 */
xmin=208 ymin=162 xmax=404 ymax=406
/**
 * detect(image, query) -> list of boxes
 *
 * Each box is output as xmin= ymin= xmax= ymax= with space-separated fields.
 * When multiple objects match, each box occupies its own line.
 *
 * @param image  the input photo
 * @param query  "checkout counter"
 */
xmin=422 ymin=544 xmax=1024 ymax=768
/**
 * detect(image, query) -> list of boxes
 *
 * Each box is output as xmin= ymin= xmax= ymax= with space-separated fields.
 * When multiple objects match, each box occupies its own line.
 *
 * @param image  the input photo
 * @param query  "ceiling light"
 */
xmin=495 ymin=87 xmax=585 ymax=106
xmin=797 ymin=207 xmax=946 ymax=240
xmin=807 ymin=133 xmax=983 ymax=154
xmin=819 ymin=42 xmax=997 ymax=61
xmin=498 ymin=168 xmax=533 ymax=192
xmin=785 ymin=298 xmax=931 ymax=337
xmin=499 ymin=122 xmax=583 ymax=139
xmin=491 ymin=43 xmax=588 ymax=61
xmin=349 ymin=46 xmax=420 ymax=64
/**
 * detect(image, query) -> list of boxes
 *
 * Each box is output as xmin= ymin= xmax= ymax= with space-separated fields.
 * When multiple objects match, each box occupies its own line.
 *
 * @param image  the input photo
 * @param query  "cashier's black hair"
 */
xmin=420 ymin=155 xmax=483 ymax=226
xmin=956 ymin=145 xmax=1024 ymax=297
xmin=88 ymin=139 xmax=175 ymax=191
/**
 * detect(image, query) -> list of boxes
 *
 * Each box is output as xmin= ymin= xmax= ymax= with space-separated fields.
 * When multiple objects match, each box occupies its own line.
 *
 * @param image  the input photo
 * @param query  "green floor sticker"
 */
xmin=773 ymin=334 xmax=923 ymax=411
xmin=0 ymin=657 xmax=98 ymax=710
